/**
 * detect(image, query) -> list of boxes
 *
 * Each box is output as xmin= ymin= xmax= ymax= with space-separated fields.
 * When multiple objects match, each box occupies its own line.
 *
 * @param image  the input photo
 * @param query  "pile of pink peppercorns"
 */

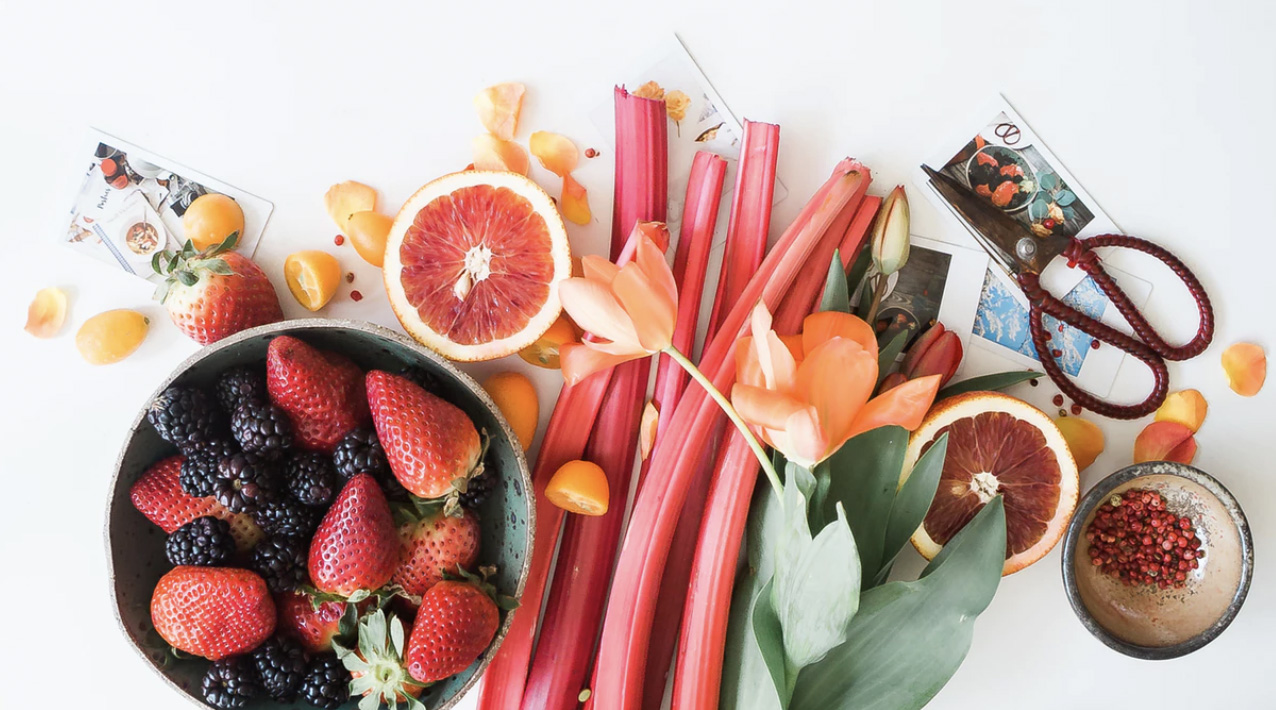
xmin=1085 ymin=488 xmax=1203 ymax=589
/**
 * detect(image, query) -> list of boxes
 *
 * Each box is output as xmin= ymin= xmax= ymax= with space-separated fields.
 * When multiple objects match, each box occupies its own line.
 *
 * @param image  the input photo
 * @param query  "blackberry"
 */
xmin=230 ymin=399 xmax=293 ymax=459
xmin=299 ymin=654 xmax=351 ymax=710
xmin=251 ymin=534 xmax=310 ymax=593
xmin=251 ymin=635 xmax=307 ymax=700
xmin=180 ymin=449 xmax=231 ymax=498
xmin=285 ymin=451 xmax=338 ymax=507
xmin=459 ymin=465 xmax=497 ymax=510
xmin=397 ymin=364 xmax=443 ymax=393
xmin=147 ymin=385 xmax=224 ymax=453
xmin=165 ymin=516 xmax=234 ymax=567
xmin=332 ymin=427 xmax=407 ymax=500
xmin=253 ymin=497 xmax=318 ymax=538
xmin=215 ymin=365 xmax=267 ymax=413
xmin=214 ymin=453 xmax=281 ymax=513
xmin=201 ymin=656 xmax=262 ymax=710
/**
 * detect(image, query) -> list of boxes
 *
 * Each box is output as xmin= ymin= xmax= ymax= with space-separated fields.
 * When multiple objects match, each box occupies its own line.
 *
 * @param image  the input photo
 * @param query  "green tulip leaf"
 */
xmin=936 ymin=371 xmax=1043 ymax=400
xmin=846 ymin=248 xmax=873 ymax=304
xmin=820 ymin=251 xmax=851 ymax=314
xmin=724 ymin=483 xmax=788 ymax=710
xmin=790 ymin=497 xmax=1007 ymax=710
xmin=819 ymin=426 xmax=908 ymax=585
xmin=874 ymin=434 xmax=948 ymax=585
xmin=876 ymin=330 xmax=910 ymax=387
xmin=753 ymin=578 xmax=792 ymax=708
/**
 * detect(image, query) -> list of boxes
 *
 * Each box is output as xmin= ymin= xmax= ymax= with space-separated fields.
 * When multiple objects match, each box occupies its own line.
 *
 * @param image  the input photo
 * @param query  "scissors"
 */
xmin=921 ymin=165 xmax=1214 ymax=420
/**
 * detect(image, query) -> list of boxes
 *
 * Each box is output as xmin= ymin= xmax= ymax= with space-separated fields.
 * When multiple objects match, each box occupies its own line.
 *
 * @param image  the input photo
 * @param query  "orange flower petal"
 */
xmin=1133 ymin=421 xmax=1196 ymax=464
xmin=802 ymin=311 xmax=878 ymax=359
xmin=580 ymin=255 xmax=619 ymax=285
xmin=797 ymin=338 xmax=877 ymax=451
xmin=561 ymin=173 xmax=591 ymax=226
xmin=612 ymin=262 xmax=675 ymax=352
xmin=783 ymin=406 xmax=830 ymax=465
xmin=778 ymin=334 xmax=805 ymax=363
xmin=474 ymin=82 xmax=525 ymax=141
xmin=845 ymin=374 xmax=942 ymax=440
xmin=472 ymin=135 xmax=530 ymax=175
xmin=640 ymin=401 xmax=659 ymax=460
xmin=530 ymin=131 xmax=580 ymax=177
xmin=560 ymin=343 xmax=640 ymax=386
xmin=749 ymin=303 xmax=797 ymax=392
xmin=635 ymin=229 xmax=678 ymax=312
xmin=1153 ymin=389 xmax=1208 ymax=433
xmin=559 ymin=278 xmax=642 ymax=350
xmin=732 ymin=383 xmax=807 ymax=431
xmin=735 ymin=336 xmax=765 ymax=389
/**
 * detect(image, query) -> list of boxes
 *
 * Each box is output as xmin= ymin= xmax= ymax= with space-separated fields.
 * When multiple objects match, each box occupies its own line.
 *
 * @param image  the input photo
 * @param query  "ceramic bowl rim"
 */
xmin=103 ymin=318 xmax=535 ymax=708
xmin=1060 ymin=461 xmax=1253 ymax=660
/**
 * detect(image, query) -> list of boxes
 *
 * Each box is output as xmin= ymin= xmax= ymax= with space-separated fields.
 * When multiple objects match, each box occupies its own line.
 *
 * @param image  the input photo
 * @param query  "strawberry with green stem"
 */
xmin=335 ymin=609 xmax=427 ymax=710
xmin=268 ymin=335 xmax=371 ymax=453
xmin=405 ymin=566 xmax=516 ymax=684
xmin=391 ymin=501 xmax=481 ymax=599
xmin=152 ymin=233 xmax=283 ymax=345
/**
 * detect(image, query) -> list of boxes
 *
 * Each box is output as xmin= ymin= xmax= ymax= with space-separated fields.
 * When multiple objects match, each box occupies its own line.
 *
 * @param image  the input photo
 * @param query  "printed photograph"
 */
xmin=973 ymin=271 xmax=1110 ymax=377
xmin=872 ymin=245 xmax=952 ymax=351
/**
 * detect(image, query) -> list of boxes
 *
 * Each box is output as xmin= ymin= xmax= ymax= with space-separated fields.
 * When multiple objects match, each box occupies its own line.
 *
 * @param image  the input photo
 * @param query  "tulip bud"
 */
xmin=902 ymin=323 xmax=963 ymax=387
xmin=871 ymin=185 xmax=911 ymax=276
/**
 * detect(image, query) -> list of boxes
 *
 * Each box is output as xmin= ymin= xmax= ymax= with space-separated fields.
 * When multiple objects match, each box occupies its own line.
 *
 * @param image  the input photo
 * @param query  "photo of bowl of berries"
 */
xmin=1061 ymin=461 xmax=1253 ymax=660
xmin=106 ymin=319 xmax=533 ymax=709
xmin=964 ymin=144 xmax=1036 ymax=212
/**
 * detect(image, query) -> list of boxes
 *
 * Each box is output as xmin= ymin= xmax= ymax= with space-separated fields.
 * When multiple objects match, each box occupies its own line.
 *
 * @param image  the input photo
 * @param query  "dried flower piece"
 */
xmin=529 ymin=131 xmax=580 ymax=177
xmin=472 ymin=135 xmax=530 ymax=175
xmin=632 ymin=81 xmax=664 ymax=100
xmin=1222 ymin=342 xmax=1266 ymax=396
xmin=695 ymin=123 xmax=724 ymax=143
xmin=324 ymin=181 xmax=377 ymax=233
xmin=474 ymin=82 xmax=526 ymax=141
xmin=25 ymin=287 xmax=68 ymax=338
xmin=1154 ymin=389 xmax=1208 ymax=433
xmin=639 ymin=401 xmax=659 ymax=460
xmin=664 ymin=90 xmax=691 ymax=123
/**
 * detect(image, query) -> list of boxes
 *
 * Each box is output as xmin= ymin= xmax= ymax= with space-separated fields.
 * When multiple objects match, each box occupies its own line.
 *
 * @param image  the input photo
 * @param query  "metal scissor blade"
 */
xmin=921 ymin=164 xmax=1066 ymax=276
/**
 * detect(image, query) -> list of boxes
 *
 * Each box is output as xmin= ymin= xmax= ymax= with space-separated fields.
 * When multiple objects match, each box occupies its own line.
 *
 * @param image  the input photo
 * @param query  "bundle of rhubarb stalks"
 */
xmin=479 ymin=88 xmax=1001 ymax=710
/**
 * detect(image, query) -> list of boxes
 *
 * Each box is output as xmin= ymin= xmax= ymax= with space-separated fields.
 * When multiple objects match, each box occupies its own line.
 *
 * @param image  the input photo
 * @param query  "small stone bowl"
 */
xmin=1060 ymin=461 xmax=1253 ymax=660
xmin=105 ymin=319 xmax=534 ymax=708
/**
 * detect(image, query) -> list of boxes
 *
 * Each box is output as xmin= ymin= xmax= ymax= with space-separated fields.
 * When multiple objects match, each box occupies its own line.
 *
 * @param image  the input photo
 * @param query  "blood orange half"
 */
xmin=901 ymin=392 xmax=1079 ymax=575
xmin=384 ymin=171 xmax=572 ymax=361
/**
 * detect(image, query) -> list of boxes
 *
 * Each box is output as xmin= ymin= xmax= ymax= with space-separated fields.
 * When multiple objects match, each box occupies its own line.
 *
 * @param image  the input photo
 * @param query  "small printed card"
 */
xmin=592 ymin=34 xmax=789 ymax=247
xmin=913 ymin=96 xmax=1151 ymax=397
xmin=62 ymin=129 xmax=273 ymax=282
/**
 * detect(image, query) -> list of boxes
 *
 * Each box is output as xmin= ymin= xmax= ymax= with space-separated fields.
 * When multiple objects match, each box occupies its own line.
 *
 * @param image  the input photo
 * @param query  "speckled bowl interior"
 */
xmin=106 ymin=319 xmax=533 ymax=709
xmin=1061 ymin=462 xmax=1252 ymax=660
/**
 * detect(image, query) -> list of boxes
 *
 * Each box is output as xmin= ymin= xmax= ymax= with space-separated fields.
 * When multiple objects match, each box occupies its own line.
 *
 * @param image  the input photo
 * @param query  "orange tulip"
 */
xmin=732 ymin=303 xmax=942 ymax=466
xmin=559 ymin=223 xmax=677 ymax=386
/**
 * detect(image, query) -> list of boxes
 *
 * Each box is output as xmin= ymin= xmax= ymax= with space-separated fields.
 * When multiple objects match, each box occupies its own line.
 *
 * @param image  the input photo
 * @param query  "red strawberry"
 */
xmin=307 ymin=473 xmax=399 ymax=596
xmin=339 ymin=610 xmax=423 ymax=706
xmin=267 ymin=335 xmax=370 ymax=453
xmin=129 ymin=455 xmax=263 ymax=551
xmin=275 ymin=591 xmax=348 ymax=654
xmin=152 ymin=234 xmax=283 ymax=345
xmin=366 ymin=370 xmax=482 ymax=507
xmin=405 ymin=576 xmax=501 ymax=684
xmin=393 ymin=508 xmax=481 ymax=598
xmin=150 ymin=566 xmax=276 ymax=660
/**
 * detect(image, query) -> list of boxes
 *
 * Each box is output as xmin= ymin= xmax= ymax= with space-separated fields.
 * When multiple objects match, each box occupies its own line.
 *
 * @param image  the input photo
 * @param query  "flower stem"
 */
xmin=664 ymin=346 xmax=783 ymax=496
xmin=864 ymin=273 xmax=887 ymax=324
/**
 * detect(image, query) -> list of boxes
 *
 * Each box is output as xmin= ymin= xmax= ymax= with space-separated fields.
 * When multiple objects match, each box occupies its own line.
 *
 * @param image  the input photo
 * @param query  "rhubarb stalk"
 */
xmin=513 ymin=88 xmax=669 ymax=710
xmin=671 ymin=188 xmax=879 ymax=710
xmin=592 ymin=161 xmax=870 ymax=709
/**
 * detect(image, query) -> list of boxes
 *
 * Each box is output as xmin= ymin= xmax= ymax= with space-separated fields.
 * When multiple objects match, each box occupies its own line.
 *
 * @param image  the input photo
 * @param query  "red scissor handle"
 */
xmin=1021 ymin=273 xmax=1170 ymax=419
xmin=1061 ymin=235 xmax=1215 ymax=360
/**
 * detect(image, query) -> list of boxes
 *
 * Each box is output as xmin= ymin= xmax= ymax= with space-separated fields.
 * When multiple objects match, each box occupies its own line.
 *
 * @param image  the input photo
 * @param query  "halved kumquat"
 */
xmin=346 ymin=210 xmax=392 ymax=267
xmin=284 ymin=251 xmax=342 ymax=311
xmin=482 ymin=371 xmax=538 ymax=450
xmin=518 ymin=315 xmax=579 ymax=369
xmin=545 ymin=460 xmax=609 ymax=516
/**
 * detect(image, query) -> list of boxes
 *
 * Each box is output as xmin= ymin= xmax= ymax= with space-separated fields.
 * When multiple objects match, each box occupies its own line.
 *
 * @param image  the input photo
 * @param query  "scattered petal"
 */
xmin=561 ymin=174 xmax=591 ymax=225
xmin=639 ymin=401 xmax=659 ymax=460
xmin=1154 ymin=389 xmax=1208 ymax=433
xmin=474 ymin=82 xmax=525 ymax=141
xmin=530 ymin=131 xmax=580 ymax=177
xmin=1222 ymin=342 xmax=1266 ymax=397
xmin=1133 ymin=421 xmax=1196 ymax=464
xmin=25 ymin=287 xmax=68 ymax=338
xmin=324 ymin=181 xmax=377 ymax=233
xmin=472 ymin=135 xmax=530 ymax=175
xmin=1055 ymin=416 xmax=1105 ymax=471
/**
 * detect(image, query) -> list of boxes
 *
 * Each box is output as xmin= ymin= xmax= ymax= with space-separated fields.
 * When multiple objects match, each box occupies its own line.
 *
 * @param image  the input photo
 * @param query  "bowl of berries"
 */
xmin=107 ymin=318 xmax=533 ymax=709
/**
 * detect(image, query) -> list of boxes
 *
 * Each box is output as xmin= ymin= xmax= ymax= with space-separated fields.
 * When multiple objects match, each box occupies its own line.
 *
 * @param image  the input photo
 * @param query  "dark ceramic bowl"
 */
xmin=106 ymin=319 xmax=534 ymax=708
xmin=1061 ymin=461 xmax=1252 ymax=660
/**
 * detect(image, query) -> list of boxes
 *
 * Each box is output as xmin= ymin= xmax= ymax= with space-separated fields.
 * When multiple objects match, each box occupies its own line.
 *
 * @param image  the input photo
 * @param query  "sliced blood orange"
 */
xmin=383 ymin=171 xmax=571 ymax=361
xmin=901 ymin=391 xmax=1078 ymax=575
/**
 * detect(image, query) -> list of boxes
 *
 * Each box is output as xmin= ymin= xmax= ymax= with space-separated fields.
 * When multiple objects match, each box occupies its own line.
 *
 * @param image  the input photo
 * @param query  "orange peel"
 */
xmin=324 ymin=181 xmax=377 ymax=233
xmin=25 ymin=287 xmax=68 ymax=338
xmin=1221 ymin=342 xmax=1266 ymax=397
xmin=472 ymin=135 xmax=530 ymax=176
xmin=529 ymin=131 xmax=579 ymax=177
xmin=1154 ymin=389 xmax=1208 ymax=433
xmin=474 ymin=82 xmax=525 ymax=141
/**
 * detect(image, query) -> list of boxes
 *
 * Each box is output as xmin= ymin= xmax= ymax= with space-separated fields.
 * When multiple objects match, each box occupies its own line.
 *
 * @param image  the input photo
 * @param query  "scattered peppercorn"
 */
xmin=1070 ymin=403 xmax=1083 ymax=415
xmin=333 ymin=235 xmax=345 ymax=246
xmin=346 ymin=272 xmax=355 ymax=284
xmin=1029 ymin=378 xmax=1039 ymax=387
xmin=1091 ymin=340 xmax=1101 ymax=350
xmin=1053 ymin=394 xmax=1065 ymax=407
xmin=585 ymin=148 xmax=598 ymax=158
xmin=1051 ymin=349 xmax=1063 ymax=358
xmin=350 ymin=290 xmax=363 ymax=302
xmin=1085 ymin=488 xmax=1202 ymax=589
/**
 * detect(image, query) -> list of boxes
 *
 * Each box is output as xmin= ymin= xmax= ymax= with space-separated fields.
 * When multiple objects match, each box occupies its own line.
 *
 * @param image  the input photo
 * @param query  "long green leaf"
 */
xmin=846 ymin=247 xmax=873 ymax=304
xmin=753 ymin=578 xmax=792 ymax=708
xmin=875 ymin=330 xmax=910 ymax=388
xmin=937 ymin=370 xmax=1043 ymax=400
xmin=724 ymin=484 xmax=788 ymax=710
xmin=874 ymin=434 xmax=948 ymax=586
xmin=819 ymin=251 xmax=850 ymax=314
xmin=820 ymin=426 xmax=908 ymax=584
xmin=790 ymin=498 xmax=1007 ymax=710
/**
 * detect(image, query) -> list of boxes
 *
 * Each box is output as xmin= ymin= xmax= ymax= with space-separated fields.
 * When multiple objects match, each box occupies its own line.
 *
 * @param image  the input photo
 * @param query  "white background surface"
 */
xmin=2 ymin=1 xmax=1272 ymax=707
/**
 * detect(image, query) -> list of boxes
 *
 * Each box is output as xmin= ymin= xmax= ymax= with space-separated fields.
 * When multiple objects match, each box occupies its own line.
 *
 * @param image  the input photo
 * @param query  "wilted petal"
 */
xmin=472 ymin=135 xmax=530 ymax=175
xmin=560 ymin=343 xmax=640 ymax=386
xmin=613 ymin=264 xmax=675 ymax=352
xmin=559 ymin=278 xmax=642 ymax=350
xmin=845 ymin=375 xmax=942 ymax=440
xmin=797 ymin=338 xmax=876 ymax=451
xmin=530 ymin=131 xmax=580 ymax=177
xmin=801 ymin=311 xmax=878 ymax=360
xmin=732 ymin=383 xmax=807 ymax=430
